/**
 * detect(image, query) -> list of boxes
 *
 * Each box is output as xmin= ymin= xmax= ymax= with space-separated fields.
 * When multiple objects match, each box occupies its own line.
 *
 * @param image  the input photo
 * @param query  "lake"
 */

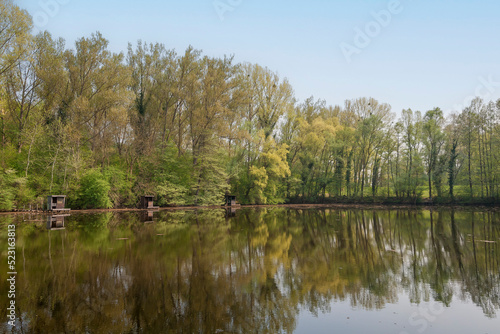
xmin=1 ymin=207 xmax=500 ymax=333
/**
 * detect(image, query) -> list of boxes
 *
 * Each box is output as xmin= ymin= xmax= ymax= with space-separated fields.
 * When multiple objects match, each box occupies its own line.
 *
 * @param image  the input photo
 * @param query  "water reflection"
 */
xmin=46 ymin=214 xmax=70 ymax=230
xmin=140 ymin=210 xmax=156 ymax=224
xmin=225 ymin=206 xmax=240 ymax=218
xmin=0 ymin=208 xmax=499 ymax=333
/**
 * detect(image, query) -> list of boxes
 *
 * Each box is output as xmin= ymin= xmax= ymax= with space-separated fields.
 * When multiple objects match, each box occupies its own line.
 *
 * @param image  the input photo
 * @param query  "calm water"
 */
xmin=1 ymin=208 xmax=500 ymax=333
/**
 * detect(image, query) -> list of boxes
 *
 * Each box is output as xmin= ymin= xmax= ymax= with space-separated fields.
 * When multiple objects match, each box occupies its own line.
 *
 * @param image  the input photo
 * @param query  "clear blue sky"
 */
xmin=16 ymin=0 xmax=500 ymax=116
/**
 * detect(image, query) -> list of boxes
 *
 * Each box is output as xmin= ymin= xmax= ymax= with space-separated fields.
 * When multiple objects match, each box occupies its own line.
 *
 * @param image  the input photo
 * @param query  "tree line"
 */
xmin=1 ymin=0 xmax=499 ymax=210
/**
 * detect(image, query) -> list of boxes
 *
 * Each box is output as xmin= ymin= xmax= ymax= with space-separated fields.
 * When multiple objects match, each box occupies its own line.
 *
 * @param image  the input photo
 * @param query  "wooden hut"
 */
xmin=224 ymin=195 xmax=238 ymax=206
xmin=47 ymin=195 xmax=70 ymax=212
xmin=140 ymin=196 xmax=159 ymax=210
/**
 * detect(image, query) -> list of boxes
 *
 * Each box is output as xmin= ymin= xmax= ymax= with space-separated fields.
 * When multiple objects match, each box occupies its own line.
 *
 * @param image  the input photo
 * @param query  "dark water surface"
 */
xmin=1 ymin=208 xmax=500 ymax=333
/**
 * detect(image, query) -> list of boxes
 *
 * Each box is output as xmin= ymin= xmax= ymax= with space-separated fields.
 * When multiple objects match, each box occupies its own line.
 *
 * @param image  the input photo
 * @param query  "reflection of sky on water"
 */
xmin=297 ymin=288 xmax=500 ymax=334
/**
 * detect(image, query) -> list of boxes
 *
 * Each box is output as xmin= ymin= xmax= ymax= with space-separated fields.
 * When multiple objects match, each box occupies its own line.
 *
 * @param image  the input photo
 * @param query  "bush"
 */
xmin=0 ymin=169 xmax=16 ymax=211
xmin=104 ymin=167 xmax=136 ymax=208
xmin=0 ymin=169 xmax=34 ymax=211
xmin=76 ymin=169 xmax=112 ymax=209
xmin=156 ymin=180 xmax=189 ymax=206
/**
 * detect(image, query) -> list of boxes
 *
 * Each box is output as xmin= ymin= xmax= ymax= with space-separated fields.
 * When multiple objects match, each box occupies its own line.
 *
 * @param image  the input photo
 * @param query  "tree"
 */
xmin=345 ymin=97 xmax=393 ymax=197
xmin=184 ymin=55 xmax=238 ymax=205
xmin=446 ymin=115 xmax=462 ymax=200
xmin=401 ymin=108 xmax=423 ymax=199
xmin=233 ymin=64 xmax=294 ymax=204
xmin=251 ymin=64 xmax=294 ymax=139
xmin=0 ymin=0 xmax=32 ymax=76
xmin=127 ymin=41 xmax=179 ymax=154
xmin=2 ymin=32 xmax=60 ymax=152
xmin=457 ymin=98 xmax=482 ymax=198
xmin=64 ymin=32 xmax=131 ymax=165
xmin=422 ymin=108 xmax=445 ymax=199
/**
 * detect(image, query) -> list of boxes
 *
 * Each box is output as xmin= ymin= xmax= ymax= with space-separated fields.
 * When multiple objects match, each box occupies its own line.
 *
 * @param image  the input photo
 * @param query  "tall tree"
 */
xmin=345 ymin=97 xmax=392 ymax=197
xmin=422 ymin=108 xmax=445 ymax=199
xmin=186 ymin=55 xmax=238 ymax=205
xmin=458 ymin=98 xmax=482 ymax=198
xmin=2 ymin=34 xmax=40 ymax=152
xmin=401 ymin=108 xmax=423 ymax=199
xmin=0 ymin=0 xmax=32 ymax=76
xmin=65 ymin=32 xmax=131 ymax=165
xmin=251 ymin=64 xmax=294 ymax=139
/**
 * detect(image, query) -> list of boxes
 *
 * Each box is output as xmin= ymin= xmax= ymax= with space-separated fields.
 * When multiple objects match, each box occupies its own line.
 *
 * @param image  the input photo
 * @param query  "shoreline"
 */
xmin=1 ymin=202 xmax=499 ymax=216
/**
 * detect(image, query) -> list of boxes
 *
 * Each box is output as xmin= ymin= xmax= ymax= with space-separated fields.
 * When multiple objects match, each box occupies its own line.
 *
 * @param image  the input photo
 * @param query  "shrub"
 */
xmin=0 ymin=169 xmax=34 ymax=211
xmin=156 ymin=180 xmax=189 ymax=206
xmin=0 ymin=169 xmax=16 ymax=211
xmin=76 ymin=169 xmax=112 ymax=209
xmin=104 ymin=167 xmax=136 ymax=208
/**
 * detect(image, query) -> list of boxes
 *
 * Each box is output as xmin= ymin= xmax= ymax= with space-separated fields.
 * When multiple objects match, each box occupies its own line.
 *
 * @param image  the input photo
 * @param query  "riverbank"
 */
xmin=2 ymin=202 xmax=500 ymax=215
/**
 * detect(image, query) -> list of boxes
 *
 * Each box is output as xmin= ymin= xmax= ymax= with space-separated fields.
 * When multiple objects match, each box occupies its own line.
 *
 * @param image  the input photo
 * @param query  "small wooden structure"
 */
xmin=224 ymin=195 xmax=238 ymax=206
xmin=47 ymin=195 xmax=70 ymax=212
xmin=46 ymin=214 xmax=70 ymax=230
xmin=140 ymin=196 xmax=159 ymax=210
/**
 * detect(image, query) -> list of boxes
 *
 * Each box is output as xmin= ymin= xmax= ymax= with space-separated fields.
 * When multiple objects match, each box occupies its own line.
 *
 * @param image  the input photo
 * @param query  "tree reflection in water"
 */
xmin=0 ymin=208 xmax=499 ymax=333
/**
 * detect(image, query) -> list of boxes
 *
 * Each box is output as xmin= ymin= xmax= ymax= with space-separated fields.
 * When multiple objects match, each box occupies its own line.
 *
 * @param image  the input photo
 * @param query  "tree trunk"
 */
xmin=428 ymin=171 xmax=432 ymax=200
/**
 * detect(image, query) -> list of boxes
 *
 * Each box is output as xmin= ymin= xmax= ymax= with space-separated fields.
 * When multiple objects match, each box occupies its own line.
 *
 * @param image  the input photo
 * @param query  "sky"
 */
xmin=15 ymin=0 xmax=500 ymax=116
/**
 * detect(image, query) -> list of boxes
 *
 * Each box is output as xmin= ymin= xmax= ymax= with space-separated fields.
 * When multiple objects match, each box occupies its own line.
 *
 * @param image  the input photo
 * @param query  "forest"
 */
xmin=1 ymin=1 xmax=500 ymax=210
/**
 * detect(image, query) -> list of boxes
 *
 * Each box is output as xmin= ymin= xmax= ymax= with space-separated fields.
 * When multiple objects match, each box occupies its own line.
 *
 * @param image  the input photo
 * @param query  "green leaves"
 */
xmin=192 ymin=147 xmax=230 ymax=206
xmin=0 ymin=168 xmax=33 ymax=211
xmin=0 ymin=169 xmax=17 ymax=210
xmin=156 ymin=180 xmax=189 ymax=206
xmin=0 ymin=0 xmax=32 ymax=76
xmin=76 ymin=169 xmax=112 ymax=209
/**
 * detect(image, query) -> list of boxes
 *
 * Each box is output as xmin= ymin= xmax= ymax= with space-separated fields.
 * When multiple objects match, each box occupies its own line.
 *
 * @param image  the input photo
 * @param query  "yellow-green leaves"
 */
xmin=0 ymin=0 xmax=32 ymax=76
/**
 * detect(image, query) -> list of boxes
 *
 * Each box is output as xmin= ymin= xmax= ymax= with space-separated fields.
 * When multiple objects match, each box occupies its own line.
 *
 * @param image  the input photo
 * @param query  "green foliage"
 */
xmin=0 ymin=168 xmax=34 ymax=210
xmin=75 ymin=169 xmax=112 ymax=209
xmin=192 ymin=148 xmax=230 ymax=206
xmin=248 ymin=166 xmax=268 ymax=204
xmin=11 ymin=173 xmax=35 ymax=206
xmin=0 ymin=169 xmax=16 ymax=210
xmin=448 ymin=139 xmax=459 ymax=199
xmin=152 ymin=145 xmax=193 ymax=206
xmin=0 ymin=0 xmax=32 ymax=75
xmin=157 ymin=181 xmax=189 ymax=206
xmin=104 ymin=166 xmax=136 ymax=208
